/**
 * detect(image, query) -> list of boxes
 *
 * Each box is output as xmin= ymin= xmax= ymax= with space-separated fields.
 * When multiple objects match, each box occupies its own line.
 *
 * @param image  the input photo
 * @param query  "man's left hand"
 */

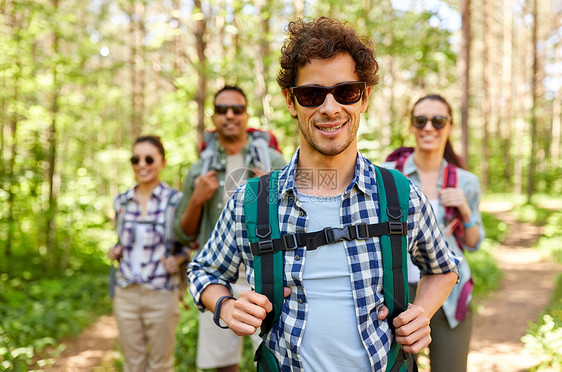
xmin=392 ymin=304 xmax=431 ymax=354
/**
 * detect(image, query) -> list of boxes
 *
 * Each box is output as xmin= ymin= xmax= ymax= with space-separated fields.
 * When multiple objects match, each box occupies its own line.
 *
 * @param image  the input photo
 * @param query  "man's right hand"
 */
xmin=221 ymin=287 xmax=292 ymax=336
xmin=108 ymin=245 xmax=122 ymax=261
xmin=192 ymin=170 xmax=219 ymax=205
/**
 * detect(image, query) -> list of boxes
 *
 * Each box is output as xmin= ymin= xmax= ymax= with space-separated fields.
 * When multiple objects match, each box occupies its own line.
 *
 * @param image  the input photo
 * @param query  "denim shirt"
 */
xmin=382 ymin=155 xmax=485 ymax=328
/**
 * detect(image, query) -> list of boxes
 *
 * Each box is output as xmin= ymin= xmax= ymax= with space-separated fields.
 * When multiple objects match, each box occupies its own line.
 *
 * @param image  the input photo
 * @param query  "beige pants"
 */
xmin=196 ymin=275 xmax=261 ymax=369
xmin=114 ymin=285 xmax=180 ymax=372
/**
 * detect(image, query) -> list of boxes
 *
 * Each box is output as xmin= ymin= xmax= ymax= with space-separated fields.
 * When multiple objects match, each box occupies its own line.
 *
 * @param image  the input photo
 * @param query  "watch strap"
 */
xmin=213 ymin=295 xmax=236 ymax=329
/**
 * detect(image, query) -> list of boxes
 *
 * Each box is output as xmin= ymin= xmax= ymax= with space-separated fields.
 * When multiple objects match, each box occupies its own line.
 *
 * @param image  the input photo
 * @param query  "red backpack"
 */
xmin=386 ymin=147 xmax=465 ymax=250
xmin=386 ymin=147 xmax=473 ymax=322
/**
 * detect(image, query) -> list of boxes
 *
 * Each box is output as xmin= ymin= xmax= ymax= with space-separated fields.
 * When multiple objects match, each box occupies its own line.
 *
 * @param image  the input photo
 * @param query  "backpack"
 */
xmin=199 ymin=128 xmax=282 ymax=175
xmin=244 ymin=167 xmax=417 ymax=372
xmin=386 ymin=147 xmax=465 ymax=250
xmin=386 ymin=147 xmax=473 ymax=322
xmin=110 ymin=189 xmax=189 ymax=302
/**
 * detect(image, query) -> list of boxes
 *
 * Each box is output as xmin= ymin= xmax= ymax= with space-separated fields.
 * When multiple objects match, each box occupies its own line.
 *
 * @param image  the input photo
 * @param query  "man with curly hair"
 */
xmin=189 ymin=17 xmax=459 ymax=371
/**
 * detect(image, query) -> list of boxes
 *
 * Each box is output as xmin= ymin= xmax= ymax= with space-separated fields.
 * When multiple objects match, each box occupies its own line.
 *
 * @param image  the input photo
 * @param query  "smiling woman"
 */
xmin=383 ymin=94 xmax=485 ymax=372
xmin=107 ymin=135 xmax=190 ymax=372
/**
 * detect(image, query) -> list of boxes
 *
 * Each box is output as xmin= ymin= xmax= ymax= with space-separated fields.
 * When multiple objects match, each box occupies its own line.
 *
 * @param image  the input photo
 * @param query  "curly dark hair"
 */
xmin=277 ymin=17 xmax=380 ymax=90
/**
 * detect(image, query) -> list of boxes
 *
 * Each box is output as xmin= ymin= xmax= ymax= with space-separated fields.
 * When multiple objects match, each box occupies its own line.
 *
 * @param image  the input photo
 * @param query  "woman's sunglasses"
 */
xmin=411 ymin=115 xmax=451 ymax=129
xmin=214 ymin=104 xmax=246 ymax=115
xmin=130 ymin=155 xmax=154 ymax=165
xmin=290 ymin=81 xmax=366 ymax=108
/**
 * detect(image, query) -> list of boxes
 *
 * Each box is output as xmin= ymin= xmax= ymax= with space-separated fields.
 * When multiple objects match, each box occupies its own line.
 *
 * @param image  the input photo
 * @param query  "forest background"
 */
xmin=1 ymin=0 xmax=561 ymax=370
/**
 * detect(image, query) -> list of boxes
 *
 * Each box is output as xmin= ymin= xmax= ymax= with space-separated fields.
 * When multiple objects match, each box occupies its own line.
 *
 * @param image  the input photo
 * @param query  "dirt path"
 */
xmin=45 ymin=201 xmax=561 ymax=371
xmin=467 ymin=202 xmax=562 ymax=372
xmin=43 ymin=315 xmax=119 ymax=371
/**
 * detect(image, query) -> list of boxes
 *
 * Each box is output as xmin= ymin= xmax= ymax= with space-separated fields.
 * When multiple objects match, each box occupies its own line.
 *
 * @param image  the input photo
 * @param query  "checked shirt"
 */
xmin=114 ymin=182 xmax=189 ymax=291
xmin=188 ymin=149 xmax=460 ymax=372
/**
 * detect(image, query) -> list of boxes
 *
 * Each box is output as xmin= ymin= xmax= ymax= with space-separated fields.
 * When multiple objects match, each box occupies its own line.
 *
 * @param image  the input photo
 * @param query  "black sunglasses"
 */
xmin=411 ymin=115 xmax=451 ymax=129
xmin=214 ymin=104 xmax=246 ymax=115
xmin=290 ymin=81 xmax=366 ymax=108
xmin=130 ymin=155 xmax=154 ymax=165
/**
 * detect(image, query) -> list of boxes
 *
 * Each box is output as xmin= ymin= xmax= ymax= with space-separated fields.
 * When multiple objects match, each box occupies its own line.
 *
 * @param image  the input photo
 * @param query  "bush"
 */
xmin=0 ymin=255 xmax=111 ymax=370
xmin=465 ymin=240 xmax=504 ymax=300
xmin=522 ymin=274 xmax=562 ymax=371
xmin=173 ymin=297 xmax=256 ymax=371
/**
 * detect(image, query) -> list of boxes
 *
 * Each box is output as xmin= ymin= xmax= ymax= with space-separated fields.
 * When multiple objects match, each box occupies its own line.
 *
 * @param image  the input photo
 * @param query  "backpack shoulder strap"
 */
xmin=375 ymin=166 xmax=410 ymax=322
xmin=375 ymin=166 xmax=416 ymax=372
xmin=244 ymin=170 xmax=283 ymax=372
xmin=164 ymin=189 xmax=180 ymax=256
xmin=249 ymin=134 xmax=273 ymax=173
xmin=115 ymin=194 xmax=128 ymax=245
xmin=385 ymin=147 xmax=414 ymax=174
xmin=244 ymin=170 xmax=283 ymax=332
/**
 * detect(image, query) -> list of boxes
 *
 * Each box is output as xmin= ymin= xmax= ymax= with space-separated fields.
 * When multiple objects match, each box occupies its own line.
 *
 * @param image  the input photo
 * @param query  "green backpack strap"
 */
xmin=375 ymin=166 xmax=416 ymax=372
xmin=244 ymin=170 xmax=283 ymax=372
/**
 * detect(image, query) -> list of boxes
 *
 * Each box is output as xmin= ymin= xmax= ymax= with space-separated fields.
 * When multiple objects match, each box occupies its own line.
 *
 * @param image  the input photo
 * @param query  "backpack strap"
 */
xmin=115 ymin=195 xmax=128 ymax=245
xmin=110 ymin=195 xmax=129 ymax=298
xmin=163 ymin=189 xmax=180 ymax=257
xmin=250 ymin=136 xmax=273 ymax=173
xmin=375 ymin=166 xmax=417 ymax=372
xmin=385 ymin=147 xmax=415 ymax=174
xmin=244 ymin=171 xmax=283 ymax=372
xmin=246 ymin=167 xmax=415 ymax=372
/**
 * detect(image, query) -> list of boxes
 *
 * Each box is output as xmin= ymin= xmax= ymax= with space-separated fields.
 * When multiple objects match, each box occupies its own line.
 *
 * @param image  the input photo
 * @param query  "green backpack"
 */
xmin=244 ymin=166 xmax=417 ymax=372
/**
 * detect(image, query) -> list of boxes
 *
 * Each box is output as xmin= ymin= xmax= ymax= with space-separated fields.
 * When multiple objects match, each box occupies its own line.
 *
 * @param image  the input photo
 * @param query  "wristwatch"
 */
xmin=213 ymin=295 xmax=236 ymax=329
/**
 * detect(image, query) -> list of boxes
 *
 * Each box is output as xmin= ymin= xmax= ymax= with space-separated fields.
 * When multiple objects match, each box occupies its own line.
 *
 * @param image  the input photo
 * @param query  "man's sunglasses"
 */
xmin=290 ymin=81 xmax=366 ymax=108
xmin=214 ymin=104 xmax=246 ymax=115
xmin=130 ymin=155 xmax=154 ymax=165
xmin=411 ymin=115 xmax=451 ymax=130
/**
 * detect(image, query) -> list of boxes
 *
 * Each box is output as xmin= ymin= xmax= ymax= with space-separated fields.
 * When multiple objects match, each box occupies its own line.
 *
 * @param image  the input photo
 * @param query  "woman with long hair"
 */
xmin=383 ymin=94 xmax=485 ymax=371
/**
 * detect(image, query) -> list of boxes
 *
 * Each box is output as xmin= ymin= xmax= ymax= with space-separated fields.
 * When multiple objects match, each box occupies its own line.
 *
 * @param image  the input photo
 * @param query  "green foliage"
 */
xmin=480 ymin=211 xmax=509 ymax=243
xmin=465 ymin=240 xmax=504 ymax=300
xmin=510 ymin=201 xmax=562 ymax=264
xmin=172 ymin=297 xmax=255 ymax=371
xmin=522 ymin=274 xmax=562 ymax=371
xmin=513 ymin=204 xmax=555 ymax=225
xmin=0 ymin=257 xmax=111 ymax=370
xmin=537 ymin=211 xmax=562 ymax=264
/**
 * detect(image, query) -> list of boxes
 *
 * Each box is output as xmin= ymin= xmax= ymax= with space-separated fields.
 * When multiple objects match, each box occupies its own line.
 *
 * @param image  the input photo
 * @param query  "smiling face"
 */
xmin=410 ymin=98 xmax=452 ymax=156
xmin=284 ymin=53 xmax=371 ymax=158
xmin=212 ymin=89 xmax=249 ymax=142
xmin=131 ymin=141 xmax=165 ymax=187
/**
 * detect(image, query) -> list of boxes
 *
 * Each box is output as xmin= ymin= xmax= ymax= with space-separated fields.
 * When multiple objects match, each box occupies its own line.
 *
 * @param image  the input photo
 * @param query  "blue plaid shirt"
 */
xmin=188 ymin=150 xmax=460 ymax=372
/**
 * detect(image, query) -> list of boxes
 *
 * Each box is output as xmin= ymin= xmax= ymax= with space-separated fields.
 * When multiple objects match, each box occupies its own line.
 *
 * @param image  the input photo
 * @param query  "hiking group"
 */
xmin=108 ymin=17 xmax=484 ymax=372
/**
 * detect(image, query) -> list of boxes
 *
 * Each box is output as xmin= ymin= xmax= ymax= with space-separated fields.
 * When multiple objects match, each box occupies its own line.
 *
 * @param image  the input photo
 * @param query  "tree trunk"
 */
xmin=552 ymin=44 xmax=561 ymax=165
xmin=526 ymin=0 xmax=539 ymax=203
xmin=293 ymin=0 xmax=304 ymax=18
xmin=501 ymin=0 xmax=514 ymax=186
xmin=481 ymin=0 xmax=490 ymax=191
xmin=459 ymin=0 xmax=471 ymax=167
xmin=46 ymin=0 xmax=60 ymax=267
xmin=514 ymin=5 xmax=528 ymax=196
xmin=193 ymin=0 xmax=207 ymax=146
xmin=255 ymin=0 xmax=272 ymax=129
xmin=128 ymin=1 xmax=145 ymax=139
xmin=173 ymin=0 xmax=185 ymax=75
